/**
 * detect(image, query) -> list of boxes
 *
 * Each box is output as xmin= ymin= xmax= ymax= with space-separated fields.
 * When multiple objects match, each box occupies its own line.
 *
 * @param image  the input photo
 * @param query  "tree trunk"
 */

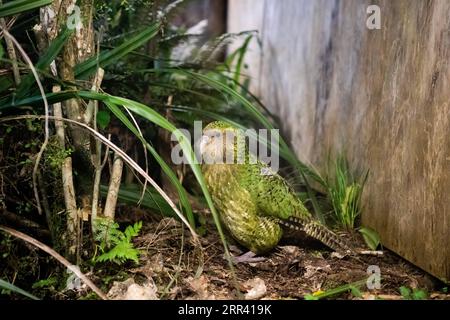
xmin=38 ymin=0 xmax=95 ymax=261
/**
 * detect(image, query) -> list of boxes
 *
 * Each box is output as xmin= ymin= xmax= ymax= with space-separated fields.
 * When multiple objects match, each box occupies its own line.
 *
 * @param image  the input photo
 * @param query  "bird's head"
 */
xmin=198 ymin=121 xmax=240 ymax=164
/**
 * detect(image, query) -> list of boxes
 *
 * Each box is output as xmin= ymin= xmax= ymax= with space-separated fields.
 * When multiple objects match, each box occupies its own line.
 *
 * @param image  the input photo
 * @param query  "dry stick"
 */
xmin=103 ymin=153 xmax=123 ymax=220
xmin=0 ymin=15 xmax=17 ymax=38
xmin=0 ymin=225 xmax=107 ymax=300
xmin=84 ymin=68 xmax=104 ymax=125
xmin=88 ymin=68 xmax=105 ymax=230
xmin=91 ymin=136 xmax=110 ymax=231
xmin=53 ymin=85 xmax=78 ymax=255
xmin=1 ymin=29 xmax=50 ymax=217
xmin=0 ymin=115 xmax=199 ymax=239
xmin=1 ymin=209 xmax=50 ymax=238
xmin=0 ymin=4 xmax=20 ymax=86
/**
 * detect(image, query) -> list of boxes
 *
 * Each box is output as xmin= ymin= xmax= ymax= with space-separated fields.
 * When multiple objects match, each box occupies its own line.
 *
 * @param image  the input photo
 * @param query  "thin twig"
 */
xmin=0 ymin=115 xmax=199 ymax=239
xmin=0 ymin=224 xmax=108 ymax=300
xmin=1 ymin=29 xmax=50 ymax=216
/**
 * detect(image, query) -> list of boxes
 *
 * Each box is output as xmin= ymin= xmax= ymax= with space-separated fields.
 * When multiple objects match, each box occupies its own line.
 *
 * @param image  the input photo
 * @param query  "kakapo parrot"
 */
xmin=199 ymin=121 xmax=353 ymax=262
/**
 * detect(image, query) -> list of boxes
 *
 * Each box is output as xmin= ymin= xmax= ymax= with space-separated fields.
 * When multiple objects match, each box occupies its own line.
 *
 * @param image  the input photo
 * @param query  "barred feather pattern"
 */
xmin=201 ymin=121 xmax=353 ymax=255
xmin=279 ymin=217 xmax=353 ymax=254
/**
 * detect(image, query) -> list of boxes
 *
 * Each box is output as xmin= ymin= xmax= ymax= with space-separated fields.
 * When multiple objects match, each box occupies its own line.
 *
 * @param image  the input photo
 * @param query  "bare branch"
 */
xmin=0 ymin=224 xmax=107 ymax=300
xmin=103 ymin=153 xmax=123 ymax=220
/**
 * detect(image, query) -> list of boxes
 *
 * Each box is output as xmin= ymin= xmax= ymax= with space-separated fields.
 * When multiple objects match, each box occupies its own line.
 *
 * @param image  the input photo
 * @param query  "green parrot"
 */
xmin=199 ymin=121 xmax=353 ymax=262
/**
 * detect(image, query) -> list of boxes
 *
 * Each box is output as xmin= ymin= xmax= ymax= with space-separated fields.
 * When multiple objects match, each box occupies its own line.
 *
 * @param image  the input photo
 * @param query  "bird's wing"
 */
xmin=241 ymin=162 xmax=311 ymax=221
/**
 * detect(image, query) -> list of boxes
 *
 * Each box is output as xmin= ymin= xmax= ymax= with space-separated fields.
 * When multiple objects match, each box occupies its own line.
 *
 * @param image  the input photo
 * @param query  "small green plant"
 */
xmin=44 ymin=139 xmax=73 ymax=170
xmin=325 ymin=155 xmax=368 ymax=230
xmin=94 ymin=218 xmax=142 ymax=265
xmin=32 ymin=276 xmax=58 ymax=290
xmin=358 ymin=226 xmax=381 ymax=250
xmin=399 ymin=286 xmax=428 ymax=300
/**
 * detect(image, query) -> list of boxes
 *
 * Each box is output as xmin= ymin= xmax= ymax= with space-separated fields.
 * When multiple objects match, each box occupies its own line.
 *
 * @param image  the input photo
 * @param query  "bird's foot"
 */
xmin=229 ymin=251 xmax=266 ymax=264
xmin=228 ymin=245 xmax=243 ymax=255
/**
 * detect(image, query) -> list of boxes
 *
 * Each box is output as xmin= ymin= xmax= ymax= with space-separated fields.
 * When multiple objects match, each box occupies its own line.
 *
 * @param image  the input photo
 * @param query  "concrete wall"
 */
xmin=227 ymin=0 xmax=450 ymax=282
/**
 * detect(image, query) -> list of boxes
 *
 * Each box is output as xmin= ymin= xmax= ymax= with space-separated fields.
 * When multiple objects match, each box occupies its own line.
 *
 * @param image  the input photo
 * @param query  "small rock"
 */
xmin=361 ymin=293 xmax=378 ymax=300
xmin=331 ymin=252 xmax=346 ymax=259
xmin=244 ymin=277 xmax=267 ymax=300
xmin=303 ymin=264 xmax=331 ymax=279
xmin=123 ymin=283 xmax=158 ymax=300
xmin=280 ymin=246 xmax=300 ymax=255
xmin=107 ymin=278 xmax=158 ymax=300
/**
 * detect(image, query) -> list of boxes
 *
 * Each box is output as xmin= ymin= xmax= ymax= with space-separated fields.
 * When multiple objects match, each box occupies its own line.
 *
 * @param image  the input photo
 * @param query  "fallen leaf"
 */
xmin=185 ymin=275 xmax=210 ymax=299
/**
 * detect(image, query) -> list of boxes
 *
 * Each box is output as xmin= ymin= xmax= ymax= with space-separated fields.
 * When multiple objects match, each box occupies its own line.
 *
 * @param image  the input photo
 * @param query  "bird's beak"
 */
xmin=198 ymin=134 xmax=210 ymax=154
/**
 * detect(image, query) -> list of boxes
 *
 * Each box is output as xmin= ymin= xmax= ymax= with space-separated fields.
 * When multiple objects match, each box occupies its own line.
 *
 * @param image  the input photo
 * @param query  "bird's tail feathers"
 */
xmin=280 ymin=217 xmax=353 ymax=254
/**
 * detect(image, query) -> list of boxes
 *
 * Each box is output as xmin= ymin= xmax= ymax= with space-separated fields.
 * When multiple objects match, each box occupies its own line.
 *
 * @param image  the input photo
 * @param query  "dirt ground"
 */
xmin=106 ymin=213 xmax=449 ymax=300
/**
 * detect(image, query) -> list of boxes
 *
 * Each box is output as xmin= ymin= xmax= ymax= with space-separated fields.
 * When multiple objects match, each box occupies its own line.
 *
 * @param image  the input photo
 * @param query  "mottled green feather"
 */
xmin=200 ymin=121 xmax=352 ymax=255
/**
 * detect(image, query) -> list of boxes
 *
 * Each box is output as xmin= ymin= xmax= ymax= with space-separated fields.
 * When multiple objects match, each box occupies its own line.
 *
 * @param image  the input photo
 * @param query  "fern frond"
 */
xmin=93 ymin=219 xmax=143 ymax=265
xmin=96 ymin=242 xmax=140 ymax=264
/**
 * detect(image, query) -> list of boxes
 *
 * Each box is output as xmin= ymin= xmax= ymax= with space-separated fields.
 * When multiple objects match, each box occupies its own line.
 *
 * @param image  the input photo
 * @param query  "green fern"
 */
xmin=93 ymin=218 xmax=142 ymax=265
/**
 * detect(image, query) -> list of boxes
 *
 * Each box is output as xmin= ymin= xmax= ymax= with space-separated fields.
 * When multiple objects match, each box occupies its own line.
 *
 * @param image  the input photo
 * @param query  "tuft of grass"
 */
xmin=399 ymin=286 xmax=428 ymax=300
xmin=324 ymin=154 xmax=368 ymax=230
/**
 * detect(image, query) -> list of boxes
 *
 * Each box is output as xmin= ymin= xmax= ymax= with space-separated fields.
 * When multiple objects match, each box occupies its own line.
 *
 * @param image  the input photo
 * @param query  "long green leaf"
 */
xmin=358 ymin=226 xmax=380 ymax=250
xmin=105 ymin=101 xmax=195 ymax=227
xmin=233 ymin=34 xmax=253 ymax=86
xmin=0 ymin=0 xmax=52 ymax=17
xmin=16 ymin=28 xmax=73 ymax=98
xmin=75 ymin=22 xmax=161 ymax=79
xmin=0 ymin=90 xmax=80 ymax=111
xmin=0 ymin=279 xmax=39 ymax=300
xmin=304 ymin=278 xmax=368 ymax=300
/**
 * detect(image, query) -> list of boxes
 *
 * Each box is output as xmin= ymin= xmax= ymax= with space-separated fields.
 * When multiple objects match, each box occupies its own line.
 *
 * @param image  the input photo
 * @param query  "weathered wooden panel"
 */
xmin=227 ymin=0 xmax=265 ymax=96
xmin=228 ymin=0 xmax=450 ymax=282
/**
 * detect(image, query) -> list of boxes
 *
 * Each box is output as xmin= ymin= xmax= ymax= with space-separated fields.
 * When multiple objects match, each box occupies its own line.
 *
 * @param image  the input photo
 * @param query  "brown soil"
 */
xmin=116 ymin=214 xmax=449 ymax=300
